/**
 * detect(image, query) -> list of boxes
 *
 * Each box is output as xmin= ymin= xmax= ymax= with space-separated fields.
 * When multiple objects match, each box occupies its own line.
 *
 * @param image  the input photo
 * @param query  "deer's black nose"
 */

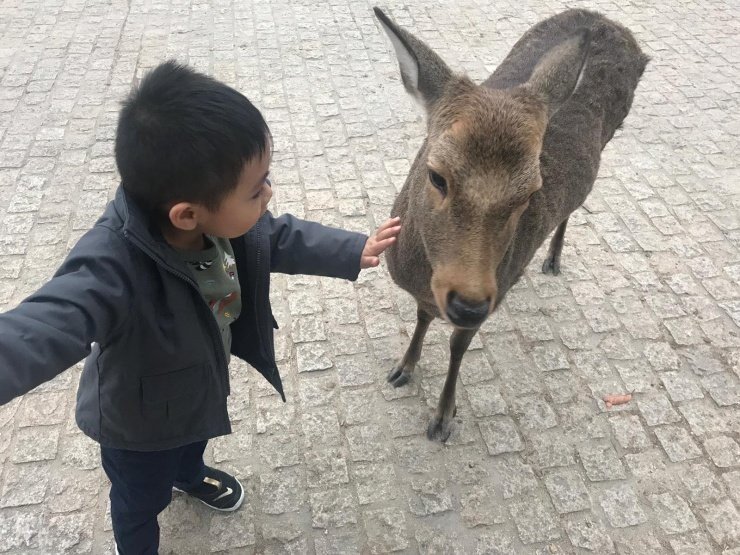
xmin=446 ymin=292 xmax=490 ymax=328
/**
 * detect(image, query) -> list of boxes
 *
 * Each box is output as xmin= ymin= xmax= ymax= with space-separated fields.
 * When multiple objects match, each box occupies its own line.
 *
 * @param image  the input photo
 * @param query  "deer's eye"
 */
xmin=428 ymin=170 xmax=447 ymax=196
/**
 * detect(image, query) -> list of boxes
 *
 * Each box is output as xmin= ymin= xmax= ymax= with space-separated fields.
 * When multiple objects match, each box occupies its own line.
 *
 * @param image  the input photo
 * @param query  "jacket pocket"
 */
xmin=141 ymin=363 xmax=205 ymax=419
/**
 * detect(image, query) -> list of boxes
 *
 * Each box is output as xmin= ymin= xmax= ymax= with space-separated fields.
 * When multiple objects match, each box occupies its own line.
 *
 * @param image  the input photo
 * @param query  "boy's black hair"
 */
xmin=115 ymin=60 xmax=270 ymax=214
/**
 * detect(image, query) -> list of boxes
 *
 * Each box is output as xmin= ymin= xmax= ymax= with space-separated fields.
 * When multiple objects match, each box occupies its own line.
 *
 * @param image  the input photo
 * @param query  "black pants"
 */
xmin=101 ymin=440 xmax=208 ymax=555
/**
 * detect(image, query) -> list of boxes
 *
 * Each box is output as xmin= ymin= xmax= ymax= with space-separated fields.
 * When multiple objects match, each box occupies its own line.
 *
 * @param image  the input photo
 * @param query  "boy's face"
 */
xmin=200 ymin=152 xmax=273 ymax=239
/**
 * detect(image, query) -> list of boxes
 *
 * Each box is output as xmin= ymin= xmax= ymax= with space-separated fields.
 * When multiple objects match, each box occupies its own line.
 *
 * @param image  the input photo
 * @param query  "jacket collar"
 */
xmin=112 ymin=186 xmax=196 ymax=277
xmin=113 ymin=187 xmax=166 ymax=245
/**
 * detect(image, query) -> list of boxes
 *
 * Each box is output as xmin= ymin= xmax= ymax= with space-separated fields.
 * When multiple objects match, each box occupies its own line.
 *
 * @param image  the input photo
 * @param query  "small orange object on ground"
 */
xmin=603 ymin=393 xmax=632 ymax=408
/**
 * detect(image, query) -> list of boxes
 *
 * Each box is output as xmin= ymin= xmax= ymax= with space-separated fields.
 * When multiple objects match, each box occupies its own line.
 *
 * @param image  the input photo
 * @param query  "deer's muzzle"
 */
xmin=446 ymin=292 xmax=490 ymax=328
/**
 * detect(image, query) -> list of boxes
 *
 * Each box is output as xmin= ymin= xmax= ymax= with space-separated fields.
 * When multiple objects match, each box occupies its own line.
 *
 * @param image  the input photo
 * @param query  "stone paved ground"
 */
xmin=0 ymin=0 xmax=738 ymax=553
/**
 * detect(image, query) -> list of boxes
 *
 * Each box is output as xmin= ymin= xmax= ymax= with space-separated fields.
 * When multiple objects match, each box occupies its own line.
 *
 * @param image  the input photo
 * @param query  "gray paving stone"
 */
xmin=701 ymin=498 xmax=740 ymax=546
xmin=298 ymin=373 xmax=339 ymax=409
xmin=491 ymin=456 xmax=539 ymax=500
xmin=474 ymin=529 xmax=516 ymax=555
xmin=669 ymin=531 xmax=714 ymax=555
xmin=362 ymin=508 xmax=408 ymax=554
xmin=305 ymin=448 xmax=350 ymax=489
xmin=38 ymin=512 xmax=94 ymax=554
xmin=351 ymin=462 xmax=398 ymax=506
xmin=0 ymin=462 xmax=50 ymax=508
xmin=0 ymin=507 xmax=42 ymax=551
xmin=516 ymin=314 xmax=554 ymax=341
xmin=564 ymin=514 xmax=615 ymax=553
xmin=637 ymin=393 xmax=682 ymax=426
xmin=510 ymin=395 xmax=558 ymax=431
xmin=479 ymin=417 xmax=524 ymax=456
xmin=334 ymin=353 xmax=378 ymax=388
xmin=660 ymin=371 xmax=704 ymax=402
xmin=703 ymin=435 xmax=740 ymax=468
xmin=313 ymin=528 xmax=361 ymax=555
xmin=407 ymin=476 xmax=452 ymax=516
xmin=649 ymin=492 xmax=699 ymax=534
xmin=309 ymin=487 xmax=357 ymax=529
xmin=623 ymin=449 xmax=674 ymax=491
xmin=17 ymin=391 xmax=67 ymax=427
xmin=613 ymin=360 xmax=658 ymax=392
xmin=10 ymin=425 xmax=60 ymax=463
xmin=543 ymin=468 xmax=592 ymax=514
xmin=654 ymin=425 xmax=702 ymax=462
xmin=414 ymin=525 xmax=465 ymax=555
xmin=599 ymin=484 xmax=648 ymax=528
xmin=664 ymin=317 xmax=706 ymax=346
xmin=531 ymin=342 xmax=570 ymax=371
xmin=679 ymin=400 xmax=732 ymax=436
xmin=208 ymin=509 xmax=256 ymax=551
xmin=260 ymin=467 xmax=305 ymax=515
xmin=301 ymin=408 xmax=342 ymax=447
xmin=525 ymin=431 xmax=576 ymax=470
xmin=613 ymin=533 xmax=667 ymax=555
xmin=509 ymin=496 xmax=562 ymax=544
xmin=609 ymin=414 xmax=651 ymax=451
xmin=680 ymin=463 xmax=727 ymax=505
xmin=578 ymin=443 xmax=627 ymax=481
xmin=702 ymin=372 xmax=740 ymax=406
xmin=459 ymin=484 xmax=508 ymax=528
xmin=392 ymin=437 xmax=443 ymax=474
xmin=296 ymin=342 xmax=333 ymax=372
xmin=465 ymin=382 xmax=507 ymax=417
xmin=47 ymin=471 xmax=100 ymax=515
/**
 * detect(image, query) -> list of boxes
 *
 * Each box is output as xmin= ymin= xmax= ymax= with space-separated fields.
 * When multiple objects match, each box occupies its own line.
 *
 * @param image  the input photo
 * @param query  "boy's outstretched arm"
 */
xmin=266 ymin=212 xmax=400 ymax=279
xmin=0 ymin=227 xmax=133 ymax=405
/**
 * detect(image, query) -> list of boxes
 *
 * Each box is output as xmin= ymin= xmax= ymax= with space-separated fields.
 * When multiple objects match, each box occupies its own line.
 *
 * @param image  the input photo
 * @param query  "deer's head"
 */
xmin=375 ymin=8 xmax=589 ymax=328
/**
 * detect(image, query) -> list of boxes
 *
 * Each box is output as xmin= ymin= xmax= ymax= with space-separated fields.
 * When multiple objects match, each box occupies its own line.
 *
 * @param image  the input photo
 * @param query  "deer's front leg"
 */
xmin=388 ymin=307 xmax=433 ymax=388
xmin=427 ymin=327 xmax=477 ymax=442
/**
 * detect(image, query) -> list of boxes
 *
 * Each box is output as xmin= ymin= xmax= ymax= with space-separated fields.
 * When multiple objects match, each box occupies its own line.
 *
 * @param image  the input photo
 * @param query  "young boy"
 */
xmin=0 ymin=61 xmax=400 ymax=554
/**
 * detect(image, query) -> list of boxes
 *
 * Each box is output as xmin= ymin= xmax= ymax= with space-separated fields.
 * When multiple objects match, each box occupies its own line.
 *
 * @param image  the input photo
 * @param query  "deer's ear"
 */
xmin=524 ymin=29 xmax=590 ymax=117
xmin=374 ymin=7 xmax=453 ymax=110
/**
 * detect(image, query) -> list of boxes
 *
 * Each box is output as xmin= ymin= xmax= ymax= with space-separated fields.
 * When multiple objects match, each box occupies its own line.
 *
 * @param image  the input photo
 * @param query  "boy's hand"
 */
xmin=361 ymin=217 xmax=401 ymax=269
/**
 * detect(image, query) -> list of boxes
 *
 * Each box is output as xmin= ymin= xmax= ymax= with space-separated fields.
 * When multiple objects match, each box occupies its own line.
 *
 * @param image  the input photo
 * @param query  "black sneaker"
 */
xmin=173 ymin=466 xmax=244 ymax=512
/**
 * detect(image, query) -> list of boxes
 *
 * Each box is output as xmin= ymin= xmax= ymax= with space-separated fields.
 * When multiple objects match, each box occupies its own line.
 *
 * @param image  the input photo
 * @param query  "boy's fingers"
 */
xmin=376 ymin=225 xmax=401 ymax=241
xmin=370 ymin=236 xmax=396 ymax=255
xmin=377 ymin=217 xmax=401 ymax=232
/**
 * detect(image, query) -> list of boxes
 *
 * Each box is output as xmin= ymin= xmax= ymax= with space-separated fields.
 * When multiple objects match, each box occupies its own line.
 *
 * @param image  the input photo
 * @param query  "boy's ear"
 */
xmin=168 ymin=202 xmax=199 ymax=231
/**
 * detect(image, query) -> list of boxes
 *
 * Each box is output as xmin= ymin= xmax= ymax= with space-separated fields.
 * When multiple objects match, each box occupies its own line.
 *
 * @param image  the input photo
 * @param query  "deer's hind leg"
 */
xmin=542 ymin=217 xmax=569 ymax=276
xmin=388 ymin=306 xmax=433 ymax=388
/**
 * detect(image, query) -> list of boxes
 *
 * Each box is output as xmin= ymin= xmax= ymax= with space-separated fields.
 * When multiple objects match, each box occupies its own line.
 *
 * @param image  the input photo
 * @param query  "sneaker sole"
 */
xmin=172 ymin=476 xmax=245 ymax=512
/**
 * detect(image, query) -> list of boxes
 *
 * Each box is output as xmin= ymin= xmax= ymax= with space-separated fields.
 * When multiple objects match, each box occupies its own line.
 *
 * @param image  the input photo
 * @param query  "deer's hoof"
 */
xmin=542 ymin=255 xmax=561 ymax=276
xmin=387 ymin=365 xmax=411 ymax=388
xmin=427 ymin=415 xmax=454 ymax=442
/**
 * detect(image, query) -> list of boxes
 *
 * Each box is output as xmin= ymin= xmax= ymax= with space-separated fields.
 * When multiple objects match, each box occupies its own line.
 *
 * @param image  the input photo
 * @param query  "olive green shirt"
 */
xmin=178 ymin=236 xmax=242 ymax=361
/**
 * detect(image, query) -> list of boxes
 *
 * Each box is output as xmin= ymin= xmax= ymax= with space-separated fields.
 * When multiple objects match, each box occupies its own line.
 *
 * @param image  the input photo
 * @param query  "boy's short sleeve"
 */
xmin=0 ymin=226 xmax=134 ymax=405
xmin=266 ymin=212 xmax=368 ymax=280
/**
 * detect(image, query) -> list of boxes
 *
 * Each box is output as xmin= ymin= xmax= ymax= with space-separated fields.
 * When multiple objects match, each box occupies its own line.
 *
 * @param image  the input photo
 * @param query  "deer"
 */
xmin=373 ymin=7 xmax=649 ymax=441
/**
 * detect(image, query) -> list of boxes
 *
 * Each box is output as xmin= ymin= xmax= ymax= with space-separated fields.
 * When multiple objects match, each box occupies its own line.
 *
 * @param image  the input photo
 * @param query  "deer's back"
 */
xmin=488 ymin=9 xmax=648 ymax=299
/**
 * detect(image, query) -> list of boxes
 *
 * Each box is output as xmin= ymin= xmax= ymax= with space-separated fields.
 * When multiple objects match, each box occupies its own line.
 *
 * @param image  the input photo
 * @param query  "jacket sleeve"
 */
xmin=0 ymin=226 xmax=134 ymax=405
xmin=266 ymin=212 xmax=368 ymax=280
